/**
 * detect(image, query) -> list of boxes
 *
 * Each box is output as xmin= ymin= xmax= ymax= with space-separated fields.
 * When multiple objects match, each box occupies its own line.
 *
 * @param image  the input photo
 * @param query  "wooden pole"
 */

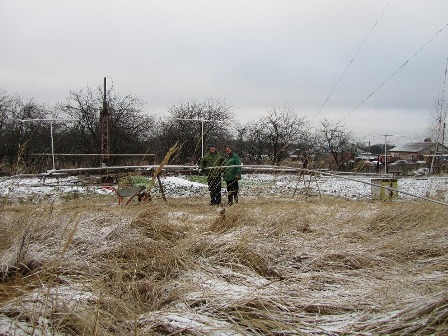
xmin=157 ymin=175 xmax=167 ymax=203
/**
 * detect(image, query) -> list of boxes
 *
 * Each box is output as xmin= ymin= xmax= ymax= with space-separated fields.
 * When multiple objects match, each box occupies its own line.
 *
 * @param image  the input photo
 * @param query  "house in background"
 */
xmin=388 ymin=140 xmax=448 ymax=162
xmin=355 ymin=147 xmax=375 ymax=161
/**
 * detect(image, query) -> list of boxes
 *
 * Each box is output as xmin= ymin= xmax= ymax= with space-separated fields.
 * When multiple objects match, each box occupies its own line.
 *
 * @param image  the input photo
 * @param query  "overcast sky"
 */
xmin=1 ymin=0 xmax=448 ymax=145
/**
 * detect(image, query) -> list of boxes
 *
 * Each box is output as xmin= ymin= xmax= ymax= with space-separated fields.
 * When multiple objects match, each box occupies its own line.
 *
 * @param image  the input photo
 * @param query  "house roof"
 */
xmin=389 ymin=142 xmax=447 ymax=153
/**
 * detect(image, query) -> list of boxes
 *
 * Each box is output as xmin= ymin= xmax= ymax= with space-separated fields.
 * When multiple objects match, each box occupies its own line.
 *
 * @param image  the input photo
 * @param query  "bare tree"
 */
xmin=260 ymin=107 xmax=308 ymax=165
xmin=157 ymin=98 xmax=233 ymax=163
xmin=294 ymin=128 xmax=321 ymax=169
xmin=62 ymin=87 xmax=100 ymax=155
xmin=319 ymin=119 xmax=354 ymax=170
xmin=427 ymin=96 xmax=447 ymax=146
xmin=242 ymin=121 xmax=269 ymax=165
xmin=60 ymin=85 xmax=154 ymax=165
xmin=0 ymin=91 xmax=51 ymax=172
xmin=232 ymin=121 xmax=247 ymax=160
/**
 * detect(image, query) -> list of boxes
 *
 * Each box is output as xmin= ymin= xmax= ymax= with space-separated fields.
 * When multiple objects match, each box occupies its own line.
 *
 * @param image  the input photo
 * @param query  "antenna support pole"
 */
xmin=100 ymin=77 xmax=110 ymax=166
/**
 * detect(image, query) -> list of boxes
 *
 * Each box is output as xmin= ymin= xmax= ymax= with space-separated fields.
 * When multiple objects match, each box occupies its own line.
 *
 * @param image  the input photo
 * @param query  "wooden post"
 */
xmin=157 ymin=175 xmax=167 ymax=203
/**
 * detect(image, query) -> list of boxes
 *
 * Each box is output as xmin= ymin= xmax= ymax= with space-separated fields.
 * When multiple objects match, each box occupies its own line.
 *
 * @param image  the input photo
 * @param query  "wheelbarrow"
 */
xmin=103 ymin=185 xmax=151 ymax=205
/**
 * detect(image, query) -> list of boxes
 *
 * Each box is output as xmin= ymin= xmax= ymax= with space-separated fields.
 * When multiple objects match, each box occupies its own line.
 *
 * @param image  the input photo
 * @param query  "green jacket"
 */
xmin=223 ymin=152 xmax=241 ymax=181
xmin=199 ymin=152 xmax=224 ymax=179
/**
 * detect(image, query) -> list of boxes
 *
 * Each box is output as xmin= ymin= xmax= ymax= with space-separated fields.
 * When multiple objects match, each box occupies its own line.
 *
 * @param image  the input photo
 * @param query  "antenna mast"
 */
xmin=100 ymin=77 xmax=110 ymax=165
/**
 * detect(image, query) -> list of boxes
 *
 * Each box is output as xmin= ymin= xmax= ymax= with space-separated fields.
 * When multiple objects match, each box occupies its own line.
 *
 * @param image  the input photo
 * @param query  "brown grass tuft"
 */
xmin=1 ymin=192 xmax=447 ymax=335
xmin=355 ymin=294 xmax=448 ymax=335
xmin=310 ymin=252 xmax=374 ymax=271
xmin=131 ymin=208 xmax=187 ymax=242
xmin=220 ymin=297 xmax=296 ymax=334
xmin=209 ymin=206 xmax=250 ymax=233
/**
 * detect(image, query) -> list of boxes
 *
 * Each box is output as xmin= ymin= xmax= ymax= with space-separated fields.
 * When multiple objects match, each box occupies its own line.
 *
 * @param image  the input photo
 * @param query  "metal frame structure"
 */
xmin=20 ymin=118 xmax=73 ymax=172
xmin=176 ymin=118 xmax=225 ymax=157
xmin=24 ymin=164 xmax=448 ymax=207
xmin=100 ymin=77 xmax=110 ymax=165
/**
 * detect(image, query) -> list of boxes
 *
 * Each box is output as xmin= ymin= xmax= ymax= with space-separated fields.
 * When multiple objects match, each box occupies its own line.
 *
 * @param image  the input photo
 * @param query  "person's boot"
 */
xmin=228 ymin=194 xmax=234 ymax=206
xmin=234 ymin=194 xmax=238 ymax=204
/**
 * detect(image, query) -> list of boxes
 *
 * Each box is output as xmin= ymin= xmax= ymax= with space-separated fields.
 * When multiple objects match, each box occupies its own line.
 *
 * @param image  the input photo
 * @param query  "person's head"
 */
xmin=208 ymin=144 xmax=216 ymax=153
xmin=224 ymin=145 xmax=233 ymax=155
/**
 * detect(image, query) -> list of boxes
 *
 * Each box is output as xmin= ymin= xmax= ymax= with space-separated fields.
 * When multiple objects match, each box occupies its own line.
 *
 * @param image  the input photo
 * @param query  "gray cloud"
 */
xmin=1 ymin=0 xmax=447 ymax=144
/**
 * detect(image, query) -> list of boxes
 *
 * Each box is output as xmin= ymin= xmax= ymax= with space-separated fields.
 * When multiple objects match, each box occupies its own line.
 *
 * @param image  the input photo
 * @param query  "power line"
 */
xmin=315 ymin=0 xmax=391 ymax=121
xmin=340 ymin=21 xmax=448 ymax=123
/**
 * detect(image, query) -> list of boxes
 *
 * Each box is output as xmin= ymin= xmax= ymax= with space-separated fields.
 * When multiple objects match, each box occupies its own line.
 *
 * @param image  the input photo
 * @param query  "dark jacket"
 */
xmin=223 ymin=152 xmax=241 ymax=182
xmin=199 ymin=152 xmax=224 ymax=179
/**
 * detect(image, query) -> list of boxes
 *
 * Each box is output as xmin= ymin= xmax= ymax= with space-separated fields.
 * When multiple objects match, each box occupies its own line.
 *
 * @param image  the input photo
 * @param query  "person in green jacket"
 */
xmin=223 ymin=145 xmax=241 ymax=205
xmin=199 ymin=144 xmax=225 ymax=205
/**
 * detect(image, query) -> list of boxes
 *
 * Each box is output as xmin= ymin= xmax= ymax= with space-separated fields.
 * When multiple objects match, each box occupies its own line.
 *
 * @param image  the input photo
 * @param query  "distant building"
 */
xmin=388 ymin=141 xmax=448 ymax=162
xmin=354 ymin=147 xmax=374 ymax=161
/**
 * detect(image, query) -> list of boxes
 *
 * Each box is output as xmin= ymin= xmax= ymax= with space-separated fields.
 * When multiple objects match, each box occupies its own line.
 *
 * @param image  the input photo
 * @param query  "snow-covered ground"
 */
xmin=1 ymin=174 xmax=447 ymax=203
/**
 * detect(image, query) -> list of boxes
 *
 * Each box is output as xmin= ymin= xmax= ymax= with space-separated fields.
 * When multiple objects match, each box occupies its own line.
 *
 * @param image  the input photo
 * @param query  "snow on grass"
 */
xmin=1 ymin=174 xmax=447 ymax=203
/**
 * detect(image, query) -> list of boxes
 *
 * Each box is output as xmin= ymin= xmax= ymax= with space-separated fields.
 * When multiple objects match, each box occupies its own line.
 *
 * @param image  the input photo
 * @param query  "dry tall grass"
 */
xmin=0 ymin=193 xmax=447 ymax=335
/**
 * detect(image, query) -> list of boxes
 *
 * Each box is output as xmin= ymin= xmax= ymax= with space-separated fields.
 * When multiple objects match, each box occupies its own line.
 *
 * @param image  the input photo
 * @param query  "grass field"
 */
xmin=1 ymin=191 xmax=447 ymax=335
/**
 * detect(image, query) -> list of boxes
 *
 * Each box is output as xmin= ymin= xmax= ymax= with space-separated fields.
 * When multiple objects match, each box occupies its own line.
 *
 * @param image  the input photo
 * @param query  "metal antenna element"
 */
xmin=20 ymin=118 xmax=73 ymax=172
xmin=176 ymin=118 xmax=225 ymax=158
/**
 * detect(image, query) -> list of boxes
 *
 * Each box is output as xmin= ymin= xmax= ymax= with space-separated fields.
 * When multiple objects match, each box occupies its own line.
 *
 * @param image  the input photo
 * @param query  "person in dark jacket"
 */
xmin=199 ymin=144 xmax=225 ymax=205
xmin=223 ymin=145 xmax=241 ymax=205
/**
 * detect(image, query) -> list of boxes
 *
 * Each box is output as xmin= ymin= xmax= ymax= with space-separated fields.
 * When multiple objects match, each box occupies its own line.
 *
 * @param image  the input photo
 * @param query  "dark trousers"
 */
xmin=208 ymin=176 xmax=222 ymax=205
xmin=226 ymin=180 xmax=239 ymax=205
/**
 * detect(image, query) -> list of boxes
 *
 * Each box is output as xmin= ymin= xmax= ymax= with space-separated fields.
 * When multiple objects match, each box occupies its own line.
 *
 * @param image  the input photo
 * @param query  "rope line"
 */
xmin=10 ymin=164 xmax=448 ymax=207
xmin=199 ymin=165 xmax=448 ymax=207
xmin=300 ymin=167 xmax=448 ymax=207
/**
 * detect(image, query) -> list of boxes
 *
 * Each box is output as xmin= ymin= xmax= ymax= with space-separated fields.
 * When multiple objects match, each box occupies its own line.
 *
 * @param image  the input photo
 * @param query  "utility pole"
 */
xmin=382 ymin=134 xmax=400 ymax=175
xmin=100 ymin=77 xmax=110 ymax=166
